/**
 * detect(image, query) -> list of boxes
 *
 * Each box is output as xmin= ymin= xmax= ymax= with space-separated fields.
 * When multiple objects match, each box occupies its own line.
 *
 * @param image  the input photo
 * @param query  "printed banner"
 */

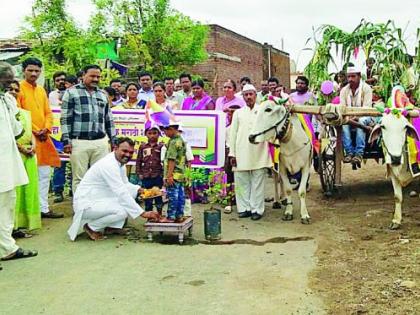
xmin=51 ymin=107 xmax=226 ymax=168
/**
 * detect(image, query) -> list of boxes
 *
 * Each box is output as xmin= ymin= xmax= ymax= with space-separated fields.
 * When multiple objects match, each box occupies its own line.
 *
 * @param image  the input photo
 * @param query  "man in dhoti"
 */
xmin=68 ymin=137 xmax=160 ymax=241
xmin=0 ymin=62 xmax=37 ymax=261
xmin=229 ymin=84 xmax=273 ymax=220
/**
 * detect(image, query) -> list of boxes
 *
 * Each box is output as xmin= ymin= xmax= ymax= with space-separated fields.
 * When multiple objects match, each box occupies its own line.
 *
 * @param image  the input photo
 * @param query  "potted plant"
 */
xmin=202 ymin=170 xmax=233 ymax=241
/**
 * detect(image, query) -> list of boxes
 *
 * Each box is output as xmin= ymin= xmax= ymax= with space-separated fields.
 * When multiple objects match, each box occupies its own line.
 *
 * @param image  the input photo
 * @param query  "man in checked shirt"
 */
xmin=61 ymin=64 xmax=116 ymax=194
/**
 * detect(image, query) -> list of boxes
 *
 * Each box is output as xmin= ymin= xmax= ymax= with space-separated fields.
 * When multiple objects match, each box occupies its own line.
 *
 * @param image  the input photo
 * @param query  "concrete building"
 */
xmin=190 ymin=24 xmax=290 ymax=97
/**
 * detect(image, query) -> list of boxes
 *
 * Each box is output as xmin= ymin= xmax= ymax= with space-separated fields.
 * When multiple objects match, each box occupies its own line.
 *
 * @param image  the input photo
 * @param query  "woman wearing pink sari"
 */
xmin=215 ymin=79 xmax=245 ymax=126
xmin=182 ymin=79 xmax=215 ymax=110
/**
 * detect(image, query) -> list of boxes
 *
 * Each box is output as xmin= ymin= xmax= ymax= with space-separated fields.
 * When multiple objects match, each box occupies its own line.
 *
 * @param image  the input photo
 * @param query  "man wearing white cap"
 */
xmin=340 ymin=66 xmax=373 ymax=164
xmin=229 ymin=84 xmax=272 ymax=220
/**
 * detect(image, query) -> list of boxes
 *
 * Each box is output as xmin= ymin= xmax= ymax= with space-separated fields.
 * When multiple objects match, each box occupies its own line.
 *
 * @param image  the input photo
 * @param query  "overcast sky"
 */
xmin=1 ymin=0 xmax=418 ymax=71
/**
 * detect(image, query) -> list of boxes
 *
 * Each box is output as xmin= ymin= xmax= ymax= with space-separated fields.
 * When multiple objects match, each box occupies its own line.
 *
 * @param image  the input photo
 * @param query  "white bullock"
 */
xmin=249 ymin=100 xmax=313 ymax=224
xmin=369 ymin=112 xmax=420 ymax=229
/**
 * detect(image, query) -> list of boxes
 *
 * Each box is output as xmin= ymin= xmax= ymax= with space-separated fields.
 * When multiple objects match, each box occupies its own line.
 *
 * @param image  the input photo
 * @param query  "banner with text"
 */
xmin=51 ymin=107 xmax=226 ymax=168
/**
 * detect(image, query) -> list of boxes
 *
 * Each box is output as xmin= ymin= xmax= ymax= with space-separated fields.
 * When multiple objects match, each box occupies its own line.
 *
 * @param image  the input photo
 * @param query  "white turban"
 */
xmin=242 ymin=84 xmax=257 ymax=92
xmin=347 ymin=66 xmax=362 ymax=74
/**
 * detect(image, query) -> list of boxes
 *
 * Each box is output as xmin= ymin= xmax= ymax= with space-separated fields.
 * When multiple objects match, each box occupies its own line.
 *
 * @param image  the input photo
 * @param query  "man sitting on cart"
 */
xmin=340 ymin=66 xmax=373 ymax=164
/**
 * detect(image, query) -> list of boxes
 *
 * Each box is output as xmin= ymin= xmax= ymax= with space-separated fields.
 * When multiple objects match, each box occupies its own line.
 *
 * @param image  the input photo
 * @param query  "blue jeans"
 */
xmin=342 ymin=116 xmax=373 ymax=156
xmin=167 ymin=182 xmax=185 ymax=219
xmin=141 ymin=176 xmax=163 ymax=211
xmin=52 ymin=161 xmax=66 ymax=194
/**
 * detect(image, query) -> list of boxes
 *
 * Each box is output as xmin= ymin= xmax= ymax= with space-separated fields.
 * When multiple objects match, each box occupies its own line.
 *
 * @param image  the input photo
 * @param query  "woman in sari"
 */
xmin=8 ymin=81 xmax=41 ymax=237
xmin=114 ymin=83 xmax=145 ymax=183
xmin=114 ymin=83 xmax=144 ymax=109
xmin=144 ymin=82 xmax=177 ymax=129
xmin=151 ymin=82 xmax=175 ymax=112
xmin=182 ymin=79 xmax=215 ymax=110
xmin=215 ymin=79 xmax=245 ymax=112
xmin=181 ymin=80 xmax=215 ymax=202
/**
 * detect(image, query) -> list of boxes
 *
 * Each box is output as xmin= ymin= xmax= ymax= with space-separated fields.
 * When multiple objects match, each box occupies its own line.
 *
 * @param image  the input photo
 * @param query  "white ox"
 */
xmin=249 ymin=100 xmax=312 ymax=224
xmin=369 ymin=112 xmax=420 ymax=229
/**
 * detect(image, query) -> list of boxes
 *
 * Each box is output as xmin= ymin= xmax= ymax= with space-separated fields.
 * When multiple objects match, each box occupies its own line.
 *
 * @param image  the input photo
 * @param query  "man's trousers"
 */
xmin=38 ymin=165 xmax=51 ymax=214
xmin=234 ymin=168 xmax=266 ymax=215
xmin=82 ymin=198 xmax=128 ymax=232
xmin=0 ymin=189 xmax=19 ymax=258
xmin=70 ymin=137 xmax=110 ymax=193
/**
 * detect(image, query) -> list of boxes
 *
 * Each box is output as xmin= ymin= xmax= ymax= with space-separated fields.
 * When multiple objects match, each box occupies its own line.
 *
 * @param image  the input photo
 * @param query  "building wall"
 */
xmin=190 ymin=25 xmax=289 ymax=98
xmin=263 ymin=45 xmax=291 ymax=91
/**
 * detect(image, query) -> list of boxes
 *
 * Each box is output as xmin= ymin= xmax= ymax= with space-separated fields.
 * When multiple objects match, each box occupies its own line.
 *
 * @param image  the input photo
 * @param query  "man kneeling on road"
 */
xmin=68 ymin=137 xmax=160 ymax=241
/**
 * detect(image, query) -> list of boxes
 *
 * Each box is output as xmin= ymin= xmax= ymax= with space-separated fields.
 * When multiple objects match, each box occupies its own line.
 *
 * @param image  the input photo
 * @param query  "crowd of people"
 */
xmin=1 ymin=53 xmax=416 ymax=261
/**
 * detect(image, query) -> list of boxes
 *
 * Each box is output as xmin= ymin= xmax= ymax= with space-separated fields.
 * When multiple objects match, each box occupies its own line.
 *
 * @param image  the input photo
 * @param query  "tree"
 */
xmin=91 ymin=0 xmax=209 ymax=78
xmin=21 ymin=0 xmax=99 ymax=77
xmin=20 ymin=0 xmax=208 ymax=81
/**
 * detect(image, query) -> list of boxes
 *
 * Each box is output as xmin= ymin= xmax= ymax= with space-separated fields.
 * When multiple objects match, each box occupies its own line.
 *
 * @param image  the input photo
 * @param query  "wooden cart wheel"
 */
xmin=319 ymin=125 xmax=337 ymax=197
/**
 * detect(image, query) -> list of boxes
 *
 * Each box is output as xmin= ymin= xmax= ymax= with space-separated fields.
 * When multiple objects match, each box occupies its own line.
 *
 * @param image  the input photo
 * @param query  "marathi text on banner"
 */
xmin=51 ymin=107 xmax=226 ymax=168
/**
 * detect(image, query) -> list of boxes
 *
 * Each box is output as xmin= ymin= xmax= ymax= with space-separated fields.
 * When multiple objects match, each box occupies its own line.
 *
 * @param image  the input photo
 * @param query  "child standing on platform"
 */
xmin=136 ymin=126 xmax=164 ymax=213
xmin=160 ymin=124 xmax=187 ymax=223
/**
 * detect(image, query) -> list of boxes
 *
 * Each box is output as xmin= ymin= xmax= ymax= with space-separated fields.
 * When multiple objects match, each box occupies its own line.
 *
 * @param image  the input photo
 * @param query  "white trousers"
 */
xmin=38 ymin=165 xmax=51 ymax=214
xmin=70 ymin=138 xmax=110 ymax=194
xmin=82 ymin=198 xmax=128 ymax=232
xmin=234 ymin=168 xmax=266 ymax=215
xmin=0 ymin=189 xmax=19 ymax=258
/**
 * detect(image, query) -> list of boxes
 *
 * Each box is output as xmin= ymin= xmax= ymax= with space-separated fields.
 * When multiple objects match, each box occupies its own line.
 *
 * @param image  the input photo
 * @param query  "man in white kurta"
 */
xmin=229 ymin=84 xmax=272 ymax=220
xmin=0 ymin=62 xmax=34 ymax=259
xmin=68 ymin=138 xmax=159 ymax=241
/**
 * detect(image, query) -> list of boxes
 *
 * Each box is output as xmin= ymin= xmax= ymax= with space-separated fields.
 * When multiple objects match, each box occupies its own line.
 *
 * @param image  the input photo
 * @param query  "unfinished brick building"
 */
xmin=190 ymin=24 xmax=290 ymax=97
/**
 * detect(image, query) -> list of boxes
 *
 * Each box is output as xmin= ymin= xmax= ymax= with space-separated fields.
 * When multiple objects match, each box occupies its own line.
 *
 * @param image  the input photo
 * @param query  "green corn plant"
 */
xmin=304 ymin=20 xmax=416 ymax=102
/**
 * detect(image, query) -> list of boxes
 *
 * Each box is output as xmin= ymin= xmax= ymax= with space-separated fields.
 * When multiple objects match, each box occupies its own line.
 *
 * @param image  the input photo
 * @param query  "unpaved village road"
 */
xmin=0 ymin=161 xmax=418 ymax=315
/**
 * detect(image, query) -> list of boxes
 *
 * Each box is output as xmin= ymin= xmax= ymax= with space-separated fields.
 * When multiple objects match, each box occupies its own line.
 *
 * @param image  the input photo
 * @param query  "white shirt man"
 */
xmin=229 ymin=84 xmax=272 ymax=220
xmin=49 ymin=72 xmax=67 ymax=106
xmin=0 ymin=80 xmax=33 ymax=259
xmin=137 ymin=72 xmax=155 ymax=108
xmin=164 ymin=78 xmax=184 ymax=110
xmin=68 ymin=139 xmax=159 ymax=241
xmin=339 ymin=67 xmax=373 ymax=164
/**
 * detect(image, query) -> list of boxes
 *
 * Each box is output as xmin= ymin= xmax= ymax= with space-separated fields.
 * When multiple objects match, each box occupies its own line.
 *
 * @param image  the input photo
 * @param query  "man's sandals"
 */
xmin=83 ymin=224 xmax=107 ymax=241
xmin=1 ymin=248 xmax=38 ymax=261
xmin=12 ymin=230 xmax=33 ymax=239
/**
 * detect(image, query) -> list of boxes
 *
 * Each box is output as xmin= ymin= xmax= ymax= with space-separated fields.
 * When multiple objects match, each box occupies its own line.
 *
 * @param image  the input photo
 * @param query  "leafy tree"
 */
xmin=21 ymin=0 xmax=208 ymax=81
xmin=21 ymin=0 xmax=99 ymax=77
xmin=90 ymin=0 xmax=209 ymax=78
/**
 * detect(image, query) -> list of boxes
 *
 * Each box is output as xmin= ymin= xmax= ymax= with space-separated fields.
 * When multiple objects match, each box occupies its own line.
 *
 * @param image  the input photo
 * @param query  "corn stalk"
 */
xmin=304 ymin=20 xmax=415 ymax=101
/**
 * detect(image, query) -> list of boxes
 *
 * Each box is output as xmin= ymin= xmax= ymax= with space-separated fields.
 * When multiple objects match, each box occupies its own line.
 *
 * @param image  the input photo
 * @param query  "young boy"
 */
xmin=136 ymin=126 xmax=164 ymax=213
xmin=160 ymin=123 xmax=187 ymax=223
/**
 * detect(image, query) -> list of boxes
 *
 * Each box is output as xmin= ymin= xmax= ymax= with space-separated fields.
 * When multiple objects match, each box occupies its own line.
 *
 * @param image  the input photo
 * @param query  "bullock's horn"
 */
xmin=248 ymin=134 xmax=257 ymax=144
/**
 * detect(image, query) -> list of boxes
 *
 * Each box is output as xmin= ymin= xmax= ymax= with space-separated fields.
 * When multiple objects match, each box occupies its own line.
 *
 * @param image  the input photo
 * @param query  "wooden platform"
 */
xmin=144 ymin=217 xmax=193 ymax=244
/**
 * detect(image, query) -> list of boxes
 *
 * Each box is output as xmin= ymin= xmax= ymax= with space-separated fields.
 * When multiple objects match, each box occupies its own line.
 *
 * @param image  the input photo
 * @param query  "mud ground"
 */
xmin=0 ymin=160 xmax=418 ymax=315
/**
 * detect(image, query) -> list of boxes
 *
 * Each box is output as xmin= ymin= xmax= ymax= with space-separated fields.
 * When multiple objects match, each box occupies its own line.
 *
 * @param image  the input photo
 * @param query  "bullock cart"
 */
xmin=290 ymin=105 xmax=419 ymax=197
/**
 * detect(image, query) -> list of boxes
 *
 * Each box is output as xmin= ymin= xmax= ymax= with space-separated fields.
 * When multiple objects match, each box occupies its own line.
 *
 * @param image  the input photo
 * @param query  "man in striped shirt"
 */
xmin=61 ymin=64 xmax=116 ymax=193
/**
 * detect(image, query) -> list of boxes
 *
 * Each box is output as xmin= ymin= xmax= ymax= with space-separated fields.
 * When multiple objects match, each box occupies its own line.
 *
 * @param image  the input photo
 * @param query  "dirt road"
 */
xmin=0 ymin=161 xmax=418 ymax=314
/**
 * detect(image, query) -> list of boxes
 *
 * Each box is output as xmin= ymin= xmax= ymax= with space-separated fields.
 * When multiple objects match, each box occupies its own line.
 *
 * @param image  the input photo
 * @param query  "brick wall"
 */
xmin=263 ymin=45 xmax=291 ymax=91
xmin=190 ymin=25 xmax=289 ymax=98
